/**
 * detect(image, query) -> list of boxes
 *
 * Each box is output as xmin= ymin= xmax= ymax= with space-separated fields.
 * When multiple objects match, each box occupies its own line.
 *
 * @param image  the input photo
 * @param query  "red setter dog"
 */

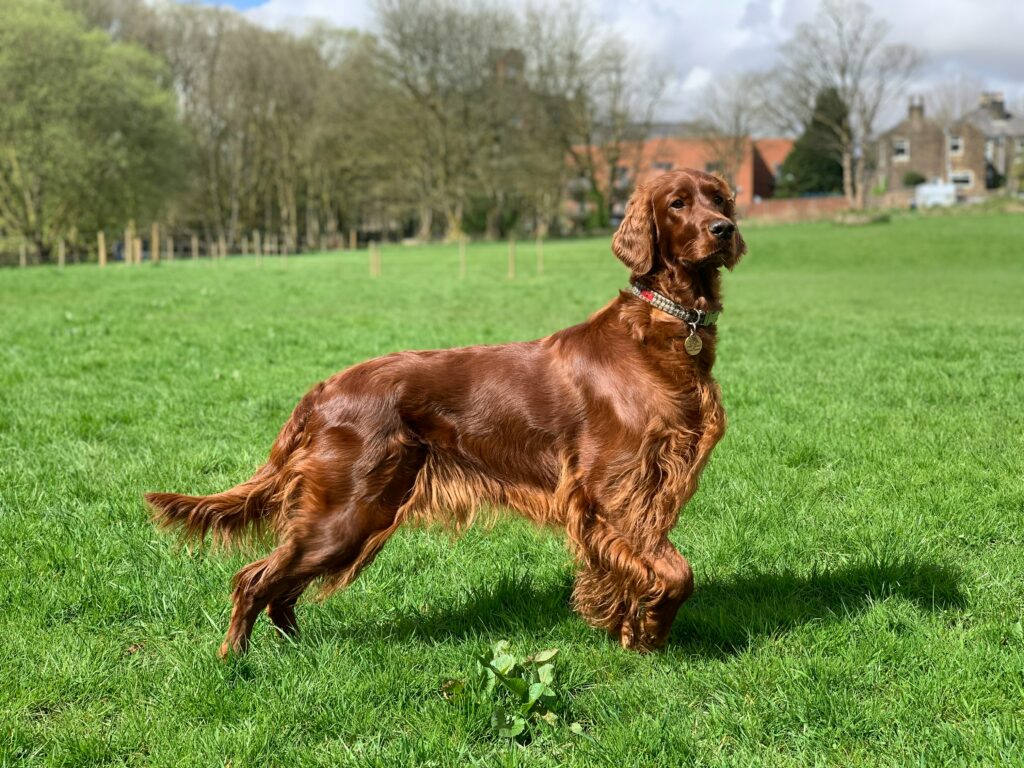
xmin=146 ymin=169 xmax=745 ymax=657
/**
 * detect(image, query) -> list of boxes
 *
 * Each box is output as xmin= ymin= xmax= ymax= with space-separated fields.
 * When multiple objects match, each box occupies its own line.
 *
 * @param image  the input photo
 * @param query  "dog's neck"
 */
xmin=644 ymin=263 xmax=722 ymax=315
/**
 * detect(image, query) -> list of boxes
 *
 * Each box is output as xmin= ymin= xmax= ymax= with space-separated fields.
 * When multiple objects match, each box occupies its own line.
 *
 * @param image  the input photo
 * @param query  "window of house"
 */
xmin=948 ymin=135 xmax=963 ymax=155
xmin=950 ymin=170 xmax=974 ymax=189
xmin=892 ymin=138 xmax=910 ymax=160
xmin=1016 ymin=137 xmax=1024 ymax=156
xmin=705 ymin=161 xmax=724 ymax=173
xmin=985 ymin=139 xmax=995 ymax=161
xmin=652 ymin=161 xmax=673 ymax=171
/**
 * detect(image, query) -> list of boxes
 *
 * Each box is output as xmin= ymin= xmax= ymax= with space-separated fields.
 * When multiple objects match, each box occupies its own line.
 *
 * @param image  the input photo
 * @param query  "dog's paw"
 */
xmin=620 ymin=614 xmax=666 ymax=652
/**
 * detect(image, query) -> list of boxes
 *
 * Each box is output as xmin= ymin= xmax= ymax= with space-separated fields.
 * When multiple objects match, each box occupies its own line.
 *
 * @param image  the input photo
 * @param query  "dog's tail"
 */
xmin=145 ymin=381 xmax=325 ymax=546
xmin=144 ymin=468 xmax=278 ymax=546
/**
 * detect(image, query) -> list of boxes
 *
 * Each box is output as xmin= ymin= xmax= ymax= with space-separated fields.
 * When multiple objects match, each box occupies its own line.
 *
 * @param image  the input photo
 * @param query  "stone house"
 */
xmin=957 ymin=92 xmax=1024 ymax=187
xmin=876 ymin=96 xmax=987 ymax=195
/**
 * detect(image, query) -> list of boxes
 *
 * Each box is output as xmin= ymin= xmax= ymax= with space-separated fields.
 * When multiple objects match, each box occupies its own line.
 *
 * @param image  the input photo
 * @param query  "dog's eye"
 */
xmin=669 ymin=199 xmax=685 ymax=209
xmin=713 ymin=194 xmax=724 ymax=206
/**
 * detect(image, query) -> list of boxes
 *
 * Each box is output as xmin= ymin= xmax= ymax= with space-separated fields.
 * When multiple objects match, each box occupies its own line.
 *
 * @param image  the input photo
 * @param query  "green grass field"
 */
xmin=2 ymin=214 xmax=1023 ymax=766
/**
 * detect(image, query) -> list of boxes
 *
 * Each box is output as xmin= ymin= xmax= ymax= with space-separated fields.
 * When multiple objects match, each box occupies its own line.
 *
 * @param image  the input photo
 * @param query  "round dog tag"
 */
xmin=684 ymin=332 xmax=702 ymax=355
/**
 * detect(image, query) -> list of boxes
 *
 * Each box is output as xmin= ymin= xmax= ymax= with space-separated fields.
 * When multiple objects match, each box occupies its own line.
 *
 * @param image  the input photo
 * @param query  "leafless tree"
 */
xmin=756 ymin=0 xmax=922 ymax=209
xmin=522 ymin=1 xmax=665 ymax=228
xmin=695 ymin=72 xmax=763 ymax=189
xmin=925 ymin=74 xmax=984 ymax=129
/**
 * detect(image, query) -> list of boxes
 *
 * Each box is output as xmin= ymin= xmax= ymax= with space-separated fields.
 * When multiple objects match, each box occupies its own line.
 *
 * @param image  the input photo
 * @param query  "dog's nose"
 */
xmin=709 ymin=219 xmax=735 ymax=239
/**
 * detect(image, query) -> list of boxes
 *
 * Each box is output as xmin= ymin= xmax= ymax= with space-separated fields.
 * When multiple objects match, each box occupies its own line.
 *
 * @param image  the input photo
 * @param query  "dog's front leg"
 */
xmin=634 ymin=540 xmax=694 ymax=650
xmin=567 ymin=500 xmax=674 ymax=650
xmin=570 ymin=524 xmax=692 ymax=651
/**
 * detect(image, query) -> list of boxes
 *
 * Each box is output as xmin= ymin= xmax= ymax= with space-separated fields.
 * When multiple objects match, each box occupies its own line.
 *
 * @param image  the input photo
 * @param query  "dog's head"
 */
xmin=612 ymin=169 xmax=746 ymax=277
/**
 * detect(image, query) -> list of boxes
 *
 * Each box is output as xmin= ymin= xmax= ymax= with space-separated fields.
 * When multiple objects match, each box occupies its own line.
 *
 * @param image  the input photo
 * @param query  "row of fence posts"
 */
xmin=18 ymin=227 xmax=548 ymax=279
xmin=77 ymin=226 xmax=310 ymax=266
xmin=363 ymin=235 xmax=545 ymax=280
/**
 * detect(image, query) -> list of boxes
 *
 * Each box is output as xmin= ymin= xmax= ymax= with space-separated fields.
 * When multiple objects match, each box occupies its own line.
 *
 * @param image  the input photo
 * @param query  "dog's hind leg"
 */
xmin=220 ymin=436 xmax=426 ymax=658
xmin=266 ymin=577 xmax=311 ymax=638
xmin=220 ymin=501 xmax=402 ymax=658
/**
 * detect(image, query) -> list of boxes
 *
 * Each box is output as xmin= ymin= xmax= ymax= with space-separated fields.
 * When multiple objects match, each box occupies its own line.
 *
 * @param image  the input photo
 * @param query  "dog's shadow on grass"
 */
xmin=668 ymin=558 xmax=965 ymax=655
xmin=317 ymin=558 xmax=965 ymax=655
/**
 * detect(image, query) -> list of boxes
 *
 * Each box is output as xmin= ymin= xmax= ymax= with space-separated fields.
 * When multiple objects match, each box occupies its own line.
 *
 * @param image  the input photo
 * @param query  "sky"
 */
xmin=203 ymin=0 xmax=1024 ymax=126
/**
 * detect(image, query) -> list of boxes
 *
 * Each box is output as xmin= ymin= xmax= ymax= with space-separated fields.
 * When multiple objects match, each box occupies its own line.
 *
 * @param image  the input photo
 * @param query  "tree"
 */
xmin=374 ymin=0 xmax=521 ymax=240
xmin=695 ymin=73 xmax=761 ymax=190
xmin=522 ymin=1 xmax=664 ymax=229
xmin=926 ymin=74 xmax=984 ymax=130
xmin=0 ymin=0 xmax=186 ymax=260
xmin=755 ymin=0 xmax=921 ymax=209
xmin=774 ymin=87 xmax=846 ymax=197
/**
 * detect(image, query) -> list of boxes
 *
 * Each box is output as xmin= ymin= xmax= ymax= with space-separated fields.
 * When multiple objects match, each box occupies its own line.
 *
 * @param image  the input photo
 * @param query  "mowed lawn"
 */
xmin=1 ymin=213 xmax=1023 ymax=766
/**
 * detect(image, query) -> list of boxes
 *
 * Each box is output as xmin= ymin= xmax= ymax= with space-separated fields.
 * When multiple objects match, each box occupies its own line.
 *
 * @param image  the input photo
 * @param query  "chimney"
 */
xmin=979 ymin=91 xmax=1008 ymax=120
xmin=908 ymin=95 xmax=924 ymax=127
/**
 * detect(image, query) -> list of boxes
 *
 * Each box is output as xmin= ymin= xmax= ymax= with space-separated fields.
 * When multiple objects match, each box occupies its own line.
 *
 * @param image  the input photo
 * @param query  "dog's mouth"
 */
xmin=700 ymin=250 xmax=729 ymax=269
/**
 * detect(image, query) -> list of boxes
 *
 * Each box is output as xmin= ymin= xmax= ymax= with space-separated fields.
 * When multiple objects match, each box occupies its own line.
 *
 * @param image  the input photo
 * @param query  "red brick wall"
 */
xmin=740 ymin=195 xmax=847 ymax=222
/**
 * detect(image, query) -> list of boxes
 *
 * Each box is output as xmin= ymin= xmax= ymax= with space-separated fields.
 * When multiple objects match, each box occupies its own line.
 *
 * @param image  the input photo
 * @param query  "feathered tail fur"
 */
xmin=145 ymin=381 xmax=324 ymax=546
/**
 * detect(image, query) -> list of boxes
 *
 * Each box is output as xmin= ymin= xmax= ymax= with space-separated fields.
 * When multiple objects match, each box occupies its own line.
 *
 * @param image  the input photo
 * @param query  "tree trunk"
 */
xmin=841 ymin=150 xmax=856 ymax=208
xmin=416 ymin=205 xmax=433 ymax=241
xmin=484 ymin=204 xmax=501 ymax=240
xmin=444 ymin=202 xmax=463 ymax=242
xmin=853 ymin=153 xmax=868 ymax=210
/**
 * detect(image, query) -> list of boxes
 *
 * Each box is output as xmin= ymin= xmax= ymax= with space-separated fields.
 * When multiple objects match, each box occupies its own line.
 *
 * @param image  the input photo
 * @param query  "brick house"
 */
xmin=608 ymin=135 xmax=794 ymax=217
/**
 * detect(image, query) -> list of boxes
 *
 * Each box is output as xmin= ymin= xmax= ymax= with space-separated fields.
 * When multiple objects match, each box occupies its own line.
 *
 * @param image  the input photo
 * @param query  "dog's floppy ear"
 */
xmin=612 ymin=183 xmax=656 ymax=275
xmin=711 ymin=173 xmax=746 ymax=271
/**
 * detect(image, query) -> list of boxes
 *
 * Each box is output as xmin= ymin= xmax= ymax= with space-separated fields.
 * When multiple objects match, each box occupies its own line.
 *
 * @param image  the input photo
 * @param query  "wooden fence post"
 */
xmin=58 ymin=239 xmax=66 ymax=268
xmin=459 ymin=237 xmax=466 ymax=279
xmin=369 ymin=241 xmax=382 ymax=277
xmin=348 ymin=227 xmax=357 ymax=250
xmin=123 ymin=227 xmax=131 ymax=264
xmin=241 ymin=235 xmax=249 ymax=257
xmin=151 ymin=223 xmax=159 ymax=263
xmin=19 ymin=241 xmax=27 ymax=268
xmin=190 ymin=234 xmax=198 ymax=261
xmin=166 ymin=236 xmax=174 ymax=262
xmin=129 ymin=238 xmax=135 ymax=264
xmin=134 ymin=237 xmax=142 ymax=265
xmin=507 ymin=236 xmax=516 ymax=280
xmin=536 ymin=236 xmax=543 ymax=275
xmin=97 ymin=231 xmax=107 ymax=267
xmin=218 ymin=234 xmax=227 ymax=261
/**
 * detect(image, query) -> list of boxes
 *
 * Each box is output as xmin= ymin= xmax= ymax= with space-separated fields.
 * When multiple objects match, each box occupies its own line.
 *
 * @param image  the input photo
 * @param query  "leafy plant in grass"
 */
xmin=443 ymin=641 xmax=584 ymax=742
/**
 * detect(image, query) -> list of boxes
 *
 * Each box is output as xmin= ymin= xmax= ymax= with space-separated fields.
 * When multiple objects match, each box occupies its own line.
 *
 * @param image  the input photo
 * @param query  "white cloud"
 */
xmin=242 ymin=0 xmax=373 ymax=32
xmin=232 ymin=0 xmax=1024 ymax=121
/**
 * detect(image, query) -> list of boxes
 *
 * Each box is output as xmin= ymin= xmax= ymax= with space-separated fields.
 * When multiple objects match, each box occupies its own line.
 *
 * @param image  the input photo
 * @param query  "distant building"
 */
xmin=611 ymin=135 xmax=794 ymax=214
xmin=876 ymin=92 xmax=1024 ymax=196
xmin=876 ymin=96 xmax=986 ymax=195
xmin=957 ymin=92 xmax=1024 ymax=186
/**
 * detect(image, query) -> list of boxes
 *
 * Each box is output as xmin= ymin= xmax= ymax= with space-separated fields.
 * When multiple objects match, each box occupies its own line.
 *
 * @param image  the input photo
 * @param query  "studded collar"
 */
xmin=628 ymin=282 xmax=720 ymax=327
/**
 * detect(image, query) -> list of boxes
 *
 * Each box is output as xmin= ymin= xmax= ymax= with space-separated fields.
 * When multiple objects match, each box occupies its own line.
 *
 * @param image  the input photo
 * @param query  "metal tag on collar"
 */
xmin=684 ymin=322 xmax=702 ymax=355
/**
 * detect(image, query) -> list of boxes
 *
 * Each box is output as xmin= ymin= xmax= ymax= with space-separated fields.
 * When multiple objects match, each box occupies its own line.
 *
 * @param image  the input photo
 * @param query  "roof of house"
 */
xmin=958 ymin=107 xmax=1024 ymax=138
xmin=753 ymin=138 xmax=794 ymax=170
